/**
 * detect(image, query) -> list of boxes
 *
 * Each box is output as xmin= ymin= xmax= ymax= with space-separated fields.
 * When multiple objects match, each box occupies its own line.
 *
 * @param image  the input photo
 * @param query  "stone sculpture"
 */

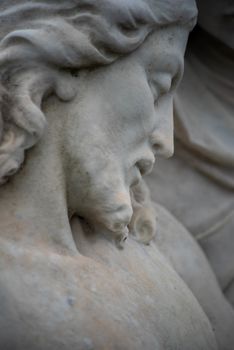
xmin=0 ymin=0 xmax=194 ymax=247
xmin=0 ymin=1 xmax=223 ymax=349
xmin=147 ymin=0 xmax=234 ymax=348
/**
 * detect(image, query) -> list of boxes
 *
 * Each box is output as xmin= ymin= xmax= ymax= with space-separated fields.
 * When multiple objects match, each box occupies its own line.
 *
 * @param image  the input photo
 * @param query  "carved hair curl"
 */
xmin=0 ymin=0 xmax=197 ymax=184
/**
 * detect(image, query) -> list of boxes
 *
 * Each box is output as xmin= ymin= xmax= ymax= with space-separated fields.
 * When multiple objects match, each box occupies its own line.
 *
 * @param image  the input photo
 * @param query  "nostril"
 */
xmin=150 ymin=126 xmax=174 ymax=158
xmin=153 ymin=142 xmax=163 ymax=155
xmin=152 ymin=138 xmax=174 ymax=158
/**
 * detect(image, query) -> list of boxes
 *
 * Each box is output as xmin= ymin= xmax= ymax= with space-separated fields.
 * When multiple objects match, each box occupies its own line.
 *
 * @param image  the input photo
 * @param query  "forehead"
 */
xmin=129 ymin=26 xmax=187 ymax=74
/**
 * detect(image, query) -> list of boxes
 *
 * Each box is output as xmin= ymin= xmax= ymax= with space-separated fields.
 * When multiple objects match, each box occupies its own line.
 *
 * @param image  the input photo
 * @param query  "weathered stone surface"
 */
xmin=147 ymin=1 xmax=234 ymax=300
xmin=0 ymin=1 xmax=223 ymax=349
xmin=0 ymin=221 xmax=217 ymax=350
xmin=146 ymin=1 xmax=234 ymax=348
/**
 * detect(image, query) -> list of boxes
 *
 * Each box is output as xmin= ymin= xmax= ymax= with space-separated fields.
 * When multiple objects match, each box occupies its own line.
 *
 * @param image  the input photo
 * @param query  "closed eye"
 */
xmin=148 ymin=54 xmax=184 ymax=103
xmin=156 ymin=73 xmax=172 ymax=98
xmin=150 ymin=69 xmax=183 ymax=105
xmin=149 ymin=73 xmax=172 ymax=104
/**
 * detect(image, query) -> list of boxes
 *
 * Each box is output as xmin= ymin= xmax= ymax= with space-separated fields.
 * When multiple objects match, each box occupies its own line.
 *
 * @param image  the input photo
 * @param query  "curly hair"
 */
xmin=0 ymin=0 xmax=197 ymax=184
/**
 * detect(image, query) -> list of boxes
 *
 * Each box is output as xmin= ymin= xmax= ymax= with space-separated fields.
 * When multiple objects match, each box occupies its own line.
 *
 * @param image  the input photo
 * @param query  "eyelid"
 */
xmin=156 ymin=73 xmax=172 ymax=95
xmin=149 ymin=73 xmax=172 ymax=101
xmin=149 ymin=68 xmax=182 ymax=102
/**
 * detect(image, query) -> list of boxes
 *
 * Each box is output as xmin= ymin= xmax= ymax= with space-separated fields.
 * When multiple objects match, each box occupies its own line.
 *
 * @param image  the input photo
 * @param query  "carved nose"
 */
xmin=151 ymin=124 xmax=174 ymax=158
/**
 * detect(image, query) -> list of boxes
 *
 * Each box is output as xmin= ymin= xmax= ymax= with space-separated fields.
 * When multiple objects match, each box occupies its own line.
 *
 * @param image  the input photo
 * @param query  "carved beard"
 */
xmin=66 ymin=149 xmax=133 ymax=246
xmin=67 ymin=148 xmax=156 ymax=248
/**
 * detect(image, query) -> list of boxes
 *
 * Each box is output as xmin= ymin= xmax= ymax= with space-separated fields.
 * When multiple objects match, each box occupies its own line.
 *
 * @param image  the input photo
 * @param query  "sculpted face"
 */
xmin=62 ymin=26 xmax=185 ymax=240
xmin=196 ymin=0 xmax=234 ymax=48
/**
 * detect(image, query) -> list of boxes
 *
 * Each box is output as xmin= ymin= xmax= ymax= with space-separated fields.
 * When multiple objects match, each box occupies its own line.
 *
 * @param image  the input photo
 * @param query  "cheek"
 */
xmin=107 ymin=74 xmax=154 ymax=131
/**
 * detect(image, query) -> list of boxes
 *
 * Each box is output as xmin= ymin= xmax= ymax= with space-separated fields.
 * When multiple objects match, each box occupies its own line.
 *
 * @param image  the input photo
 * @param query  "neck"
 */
xmin=0 ymin=125 xmax=78 ymax=255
